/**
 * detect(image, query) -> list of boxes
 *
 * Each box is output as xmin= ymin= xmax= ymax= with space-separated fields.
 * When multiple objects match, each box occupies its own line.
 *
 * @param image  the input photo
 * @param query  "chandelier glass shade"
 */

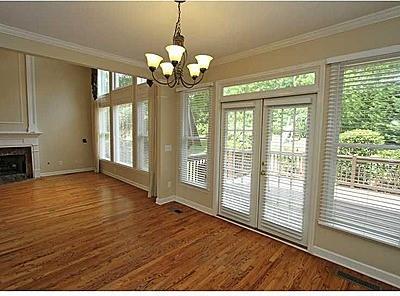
xmin=144 ymin=0 xmax=213 ymax=88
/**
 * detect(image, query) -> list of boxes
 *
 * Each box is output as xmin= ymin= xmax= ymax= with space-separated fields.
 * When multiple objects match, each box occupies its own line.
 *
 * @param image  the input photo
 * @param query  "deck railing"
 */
xmin=186 ymin=150 xmax=400 ymax=195
xmin=336 ymin=155 xmax=400 ymax=195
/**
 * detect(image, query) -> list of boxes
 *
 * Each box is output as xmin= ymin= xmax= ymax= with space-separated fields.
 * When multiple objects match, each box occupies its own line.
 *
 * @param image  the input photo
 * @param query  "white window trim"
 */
xmin=217 ymin=61 xmax=322 ymax=103
xmin=213 ymin=60 xmax=326 ymax=250
xmin=319 ymin=49 xmax=400 ymax=248
xmin=178 ymin=87 xmax=213 ymax=191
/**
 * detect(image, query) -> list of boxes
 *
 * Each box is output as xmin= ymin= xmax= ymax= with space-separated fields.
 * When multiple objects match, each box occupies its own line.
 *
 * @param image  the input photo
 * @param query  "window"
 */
xmin=223 ymin=72 xmax=316 ymax=96
xmin=137 ymin=100 xmax=149 ymax=171
xmin=99 ymin=107 xmax=111 ymax=160
xmin=137 ymin=77 xmax=147 ymax=85
xmin=180 ymin=89 xmax=211 ymax=189
xmin=113 ymin=72 xmax=133 ymax=89
xmin=114 ymin=103 xmax=133 ymax=166
xmin=320 ymin=55 xmax=400 ymax=247
xmin=97 ymin=70 xmax=109 ymax=97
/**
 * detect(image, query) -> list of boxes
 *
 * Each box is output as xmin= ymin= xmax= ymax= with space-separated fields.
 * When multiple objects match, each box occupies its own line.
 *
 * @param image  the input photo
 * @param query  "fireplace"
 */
xmin=0 ymin=147 xmax=33 ymax=184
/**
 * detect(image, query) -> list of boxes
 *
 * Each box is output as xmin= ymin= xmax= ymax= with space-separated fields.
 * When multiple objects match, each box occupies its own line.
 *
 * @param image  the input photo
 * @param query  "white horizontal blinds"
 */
xmin=259 ymin=105 xmax=311 ymax=241
xmin=180 ymin=89 xmax=211 ymax=189
xmin=114 ymin=103 xmax=133 ymax=166
xmin=99 ymin=106 xmax=111 ymax=160
xmin=320 ymin=56 xmax=400 ymax=247
xmin=220 ymin=106 xmax=255 ymax=224
xmin=137 ymin=100 xmax=149 ymax=171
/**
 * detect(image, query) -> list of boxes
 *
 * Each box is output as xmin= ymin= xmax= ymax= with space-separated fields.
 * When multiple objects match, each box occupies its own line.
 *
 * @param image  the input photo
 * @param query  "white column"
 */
xmin=25 ymin=55 xmax=39 ymax=133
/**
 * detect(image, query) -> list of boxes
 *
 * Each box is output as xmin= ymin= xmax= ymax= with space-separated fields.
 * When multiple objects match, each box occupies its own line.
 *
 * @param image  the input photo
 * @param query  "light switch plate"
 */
xmin=165 ymin=144 xmax=172 ymax=152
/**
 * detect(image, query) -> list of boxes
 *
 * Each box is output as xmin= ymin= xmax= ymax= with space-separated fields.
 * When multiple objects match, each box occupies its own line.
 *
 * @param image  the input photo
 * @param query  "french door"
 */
xmin=218 ymin=95 xmax=314 ymax=246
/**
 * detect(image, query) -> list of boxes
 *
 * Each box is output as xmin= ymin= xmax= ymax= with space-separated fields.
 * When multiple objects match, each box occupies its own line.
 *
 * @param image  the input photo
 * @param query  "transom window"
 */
xmin=97 ymin=70 xmax=110 ymax=97
xmin=223 ymin=72 xmax=316 ymax=96
xmin=113 ymin=72 xmax=133 ymax=90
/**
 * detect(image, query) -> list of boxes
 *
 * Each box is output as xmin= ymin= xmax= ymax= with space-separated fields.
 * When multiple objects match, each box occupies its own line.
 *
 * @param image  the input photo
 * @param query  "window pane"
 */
xmin=223 ymin=72 xmax=316 ymax=96
xmin=97 ymin=70 xmax=109 ymax=97
xmin=114 ymin=73 xmax=133 ymax=89
xmin=320 ymin=57 xmax=400 ymax=247
xmin=114 ymin=103 xmax=133 ymax=166
xmin=99 ymin=107 xmax=110 ymax=160
xmin=137 ymin=77 xmax=147 ymax=85
xmin=137 ymin=100 xmax=149 ymax=172
xmin=180 ymin=89 xmax=211 ymax=188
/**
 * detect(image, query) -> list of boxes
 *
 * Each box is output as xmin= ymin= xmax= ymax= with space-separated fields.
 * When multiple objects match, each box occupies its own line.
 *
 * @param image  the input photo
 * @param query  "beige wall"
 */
xmin=100 ymin=160 xmax=149 ymax=188
xmin=206 ymin=17 xmax=400 ymax=82
xmin=156 ymin=86 xmax=177 ymax=198
xmin=35 ymin=56 xmax=93 ymax=173
xmin=170 ymin=17 xmax=400 ymax=277
xmin=0 ymin=47 xmax=27 ymax=132
xmin=0 ymin=32 xmax=148 ymax=78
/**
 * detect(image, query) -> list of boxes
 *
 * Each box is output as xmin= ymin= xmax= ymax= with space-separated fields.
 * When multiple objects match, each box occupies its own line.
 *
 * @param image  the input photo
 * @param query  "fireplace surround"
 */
xmin=0 ymin=147 xmax=33 ymax=184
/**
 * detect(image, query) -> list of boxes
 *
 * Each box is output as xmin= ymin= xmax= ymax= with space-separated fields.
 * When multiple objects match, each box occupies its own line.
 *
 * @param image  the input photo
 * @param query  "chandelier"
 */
xmin=144 ymin=0 xmax=213 ymax=88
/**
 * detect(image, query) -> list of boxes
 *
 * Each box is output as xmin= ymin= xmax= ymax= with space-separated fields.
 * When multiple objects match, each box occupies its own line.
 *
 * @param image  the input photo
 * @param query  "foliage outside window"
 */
xmin=180 ymin=89 xmax=211 ymax=189
xmin=113 ymin=73 xmax=133 ymax=89
xmin=320 ymin=56 xmax=400 ymax=247
xmin=97 ymin=70 xmax=109 ymax=97
xmin=223 ymin=72 xmax=316 ymax=96
xmin=137 ymin=100 xmax=149 ymax=172
xmin=99 ymin=107 xmax=111 ymax=160
xmin=114 ymin=103 xmax=133 ymax=166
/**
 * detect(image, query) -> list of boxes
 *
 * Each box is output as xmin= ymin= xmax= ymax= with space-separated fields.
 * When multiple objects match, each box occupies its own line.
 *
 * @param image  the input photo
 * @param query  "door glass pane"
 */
xmin=220 ymin=107 xmax=255 ymax=223
xmin=259 ymin=105 xmax=310 ymax=241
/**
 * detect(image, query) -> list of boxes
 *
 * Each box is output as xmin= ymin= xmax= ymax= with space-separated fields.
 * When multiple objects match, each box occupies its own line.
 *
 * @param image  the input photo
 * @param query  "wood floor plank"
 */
xmin=0 ymin=172 xmax=397 ymax=291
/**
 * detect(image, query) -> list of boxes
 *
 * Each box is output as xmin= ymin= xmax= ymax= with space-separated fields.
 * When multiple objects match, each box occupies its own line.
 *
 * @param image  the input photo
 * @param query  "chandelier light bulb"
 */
xmin=187 ymin=63 xmax=201 ymax=79
xmin=160 ymin=62 xmax=174 ymax=78
xmin=195 ymin=55 xmax=213 ymax=72
xmin=165 ymin=45 xmax=186 ymax=66
xmin=145 ymin=53 xmax=163 ymax=71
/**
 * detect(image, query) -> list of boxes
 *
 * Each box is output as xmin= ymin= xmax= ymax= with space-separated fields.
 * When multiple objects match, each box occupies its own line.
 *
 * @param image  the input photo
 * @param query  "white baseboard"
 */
xmin=173 ymin=195 xmax=216 ymax=216
xmin=40 ymin=167 xmax=94 ymax=177
xmin=155 ymin=195 xmax=176 ymax=205
xmin=311 ymin=246 xmax=400 ymax=288
xmin=101 ymin=170 xmax=149 ymax=192
xmin=155 ymin=195 xmax=216 ymax=215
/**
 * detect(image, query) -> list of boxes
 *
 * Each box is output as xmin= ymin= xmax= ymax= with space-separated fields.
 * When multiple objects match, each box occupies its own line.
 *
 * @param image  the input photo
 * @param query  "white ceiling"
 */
xmin=0 ymin=1 xmax=398 ymax=64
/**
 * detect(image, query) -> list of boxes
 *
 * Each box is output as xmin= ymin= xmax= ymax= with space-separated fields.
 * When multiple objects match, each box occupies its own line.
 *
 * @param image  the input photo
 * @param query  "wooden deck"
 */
xmin=0 ymin=172 xmax=397 ymax=290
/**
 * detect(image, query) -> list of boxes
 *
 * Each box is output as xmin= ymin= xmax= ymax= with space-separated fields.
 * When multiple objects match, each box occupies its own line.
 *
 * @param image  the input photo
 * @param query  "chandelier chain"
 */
xmin=174 ymin=2 xmax=182 ymax=39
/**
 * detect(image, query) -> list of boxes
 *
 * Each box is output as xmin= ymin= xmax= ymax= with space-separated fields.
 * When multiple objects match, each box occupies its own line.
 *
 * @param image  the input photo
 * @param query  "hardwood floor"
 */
xmin=0 ymin=172 xmax=397 ymax=290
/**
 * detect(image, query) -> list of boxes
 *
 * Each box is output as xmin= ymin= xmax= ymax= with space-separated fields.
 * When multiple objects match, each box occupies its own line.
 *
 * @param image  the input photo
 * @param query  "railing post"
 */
xmin=350 ymin=155 xmax=357 ymax=188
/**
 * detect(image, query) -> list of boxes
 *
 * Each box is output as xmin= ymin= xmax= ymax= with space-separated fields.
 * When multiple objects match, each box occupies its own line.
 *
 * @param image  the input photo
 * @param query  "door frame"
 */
xmin=218 ymin=100 xmax=262 ymax=227
xmin=213 ymin=61 xmax=326 ymax=251
xmin=258 ymin=94 xmax=316 ymax=246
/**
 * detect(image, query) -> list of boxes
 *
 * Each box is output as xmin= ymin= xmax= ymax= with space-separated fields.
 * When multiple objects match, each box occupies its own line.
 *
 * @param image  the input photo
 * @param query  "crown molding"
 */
xmin=0 ymin=23 xmax=146 ymax=69
xmin=213 ymin=5 xmax=400 ymax=66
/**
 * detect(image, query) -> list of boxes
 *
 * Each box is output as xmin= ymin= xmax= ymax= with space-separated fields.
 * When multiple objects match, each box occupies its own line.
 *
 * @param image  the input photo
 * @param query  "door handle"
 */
xmin=260 ymin=170 xmax=266 ymax=176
